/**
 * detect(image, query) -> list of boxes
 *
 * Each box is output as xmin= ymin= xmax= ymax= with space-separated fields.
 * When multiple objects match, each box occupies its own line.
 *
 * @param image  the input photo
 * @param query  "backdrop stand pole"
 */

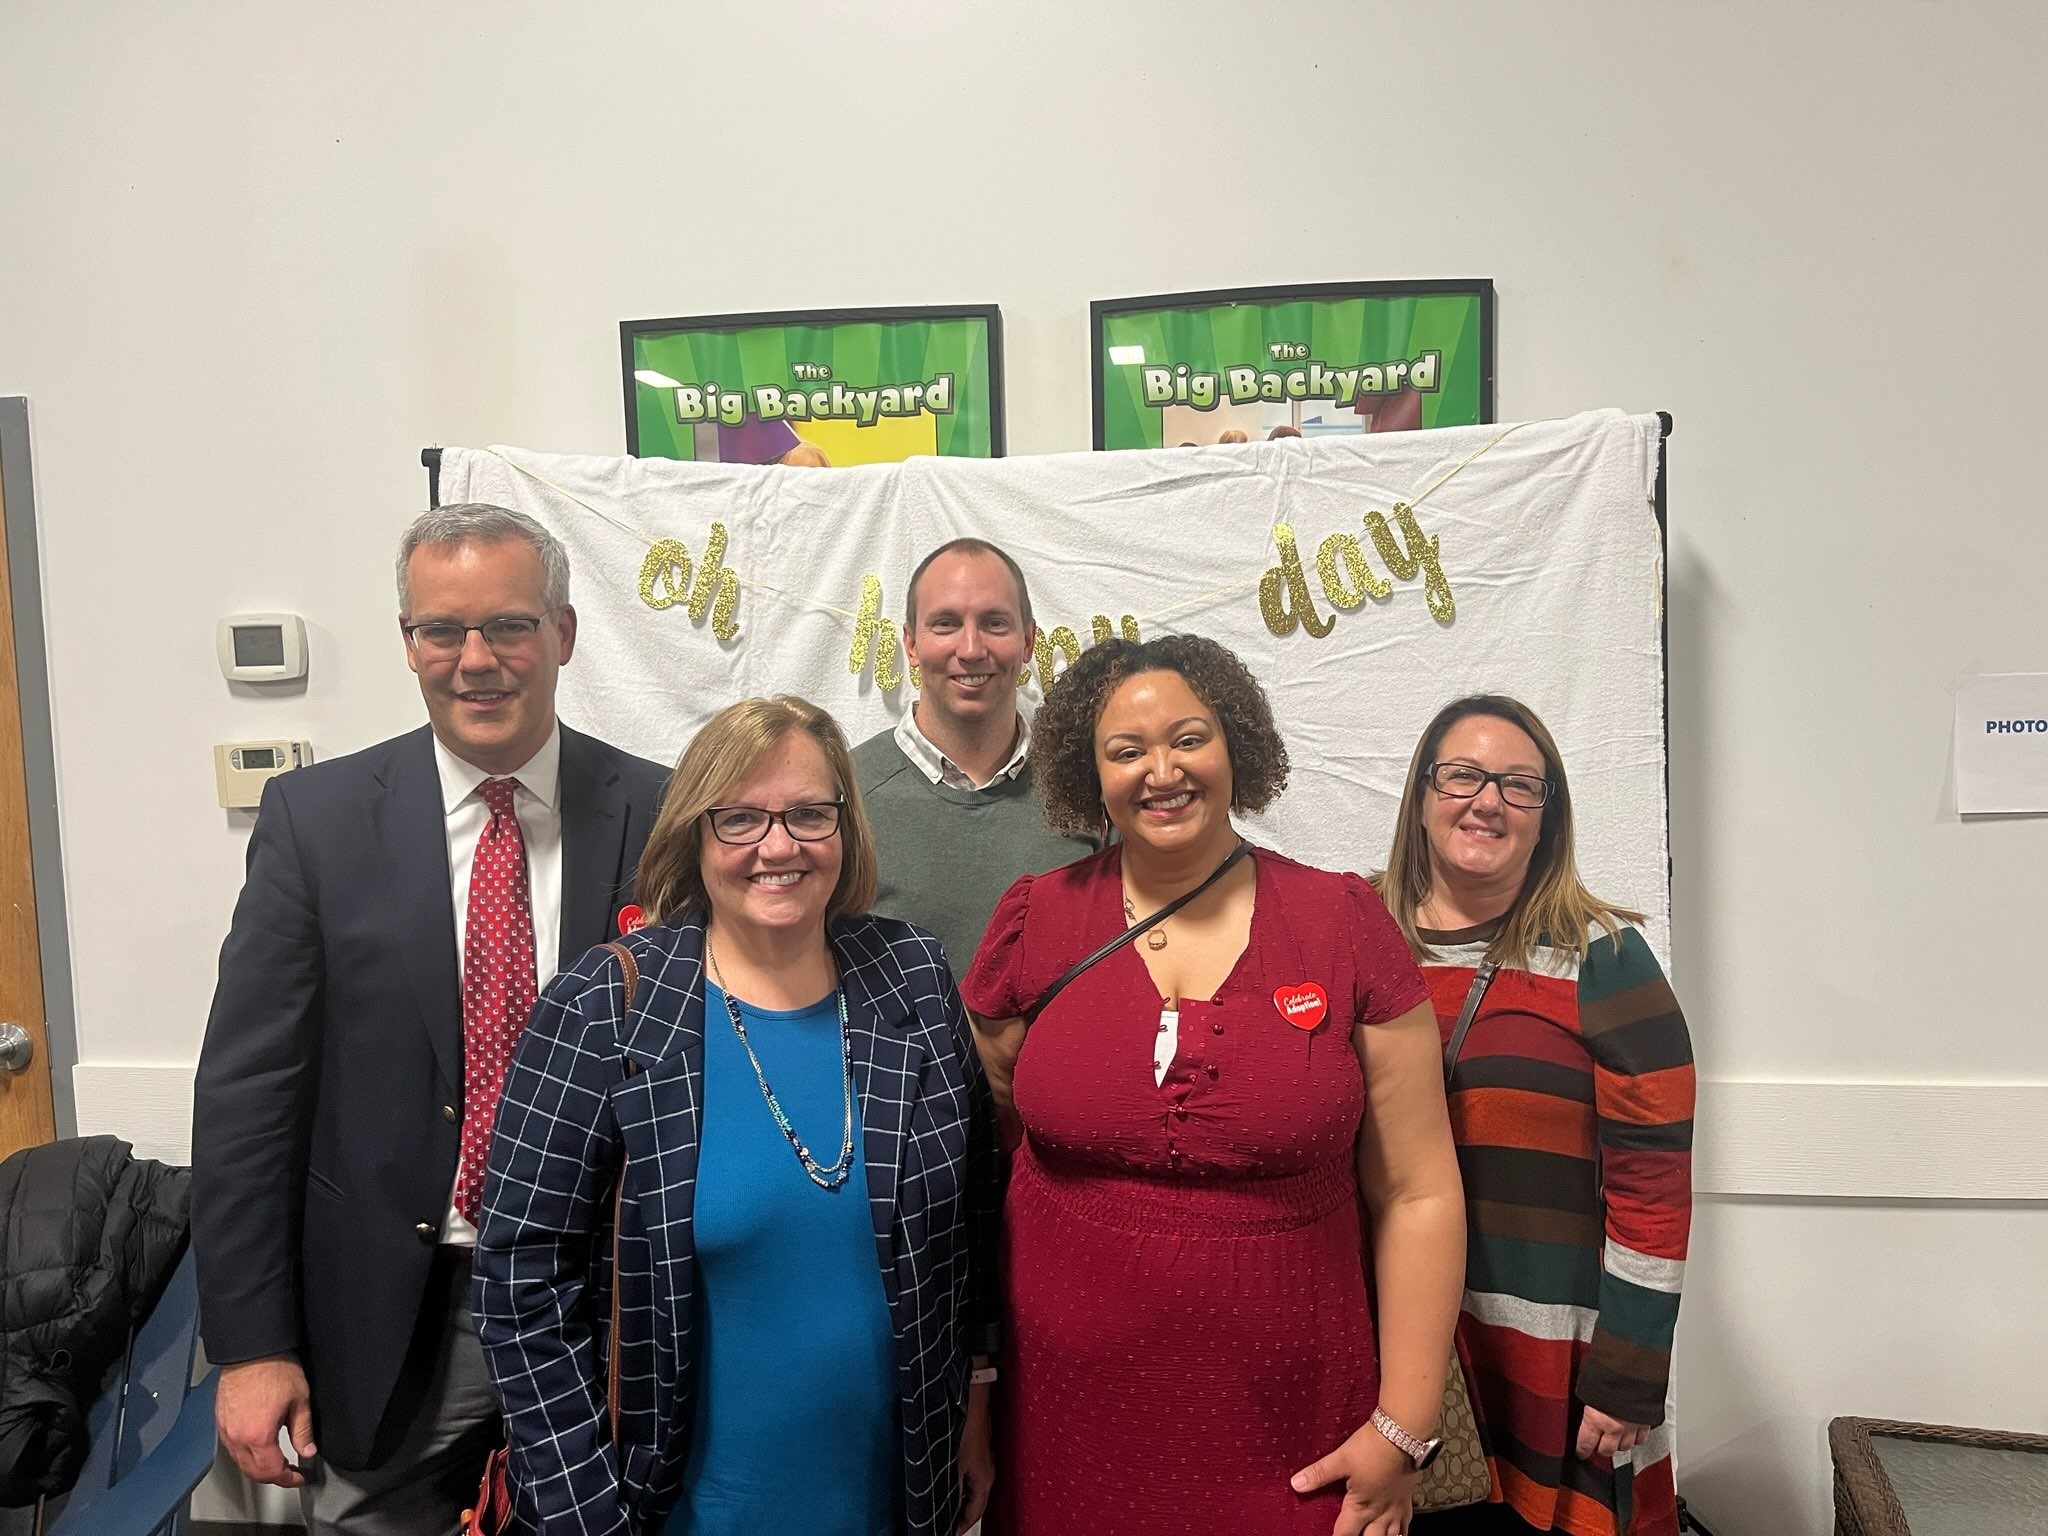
xmin=1655 ymin=410 xmax=1673 ymax=916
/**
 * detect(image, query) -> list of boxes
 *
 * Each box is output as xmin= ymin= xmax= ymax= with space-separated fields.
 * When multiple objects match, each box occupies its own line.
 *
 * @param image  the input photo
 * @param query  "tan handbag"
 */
xmin=1411 ymin=960 xmax=1500 ymax=1513
xmin=1413 ymin=1337 xmax=1490 ymax=1511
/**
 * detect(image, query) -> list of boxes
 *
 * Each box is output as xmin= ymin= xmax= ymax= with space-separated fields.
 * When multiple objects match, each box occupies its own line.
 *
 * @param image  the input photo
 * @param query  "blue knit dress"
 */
xmin=661 ymin=985 xmax=898 ymax=1536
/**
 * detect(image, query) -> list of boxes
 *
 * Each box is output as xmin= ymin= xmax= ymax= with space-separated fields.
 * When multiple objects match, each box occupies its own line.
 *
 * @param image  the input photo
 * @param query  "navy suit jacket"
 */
xmin=190 ymin=722 xmax=669 ymax=1470
xmin=471 ymin=914 xmax=998 ymax=1536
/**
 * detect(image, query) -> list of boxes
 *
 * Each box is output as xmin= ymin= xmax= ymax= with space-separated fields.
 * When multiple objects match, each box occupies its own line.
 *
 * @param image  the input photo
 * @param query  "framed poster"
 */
xmin=622 ymin=305 xmax=1004 ymax=466
xmin=1092 ymin=280 xmax=1494 ymax=450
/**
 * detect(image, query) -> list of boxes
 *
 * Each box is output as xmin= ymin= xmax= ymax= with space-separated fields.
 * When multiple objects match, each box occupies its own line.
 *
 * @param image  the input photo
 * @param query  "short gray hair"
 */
xmin=396 ymin=503 xmax=571 ymax=613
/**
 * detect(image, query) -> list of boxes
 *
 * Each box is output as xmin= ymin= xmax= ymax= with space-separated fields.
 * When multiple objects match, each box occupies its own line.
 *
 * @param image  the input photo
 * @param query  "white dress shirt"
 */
xmin=433 ymin=722 xmax=564 ymax=1243
xmin=893 ymin=707 xmax=1030 ymax=790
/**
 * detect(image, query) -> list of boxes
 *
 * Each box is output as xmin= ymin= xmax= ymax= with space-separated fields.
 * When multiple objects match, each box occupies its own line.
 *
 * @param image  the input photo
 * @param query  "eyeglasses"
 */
xmin=403 ymin=615 xmax=552 ymax=659
xmin=704 ymin=801 xmax=846 ymax=845
xmin=1425 ymin=762 xmax=1552 ymax=809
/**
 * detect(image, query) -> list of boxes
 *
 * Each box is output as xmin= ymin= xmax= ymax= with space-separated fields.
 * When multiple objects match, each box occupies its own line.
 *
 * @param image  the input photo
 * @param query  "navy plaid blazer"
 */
xmin=472 ymin=911 xmax=998 ymax=1536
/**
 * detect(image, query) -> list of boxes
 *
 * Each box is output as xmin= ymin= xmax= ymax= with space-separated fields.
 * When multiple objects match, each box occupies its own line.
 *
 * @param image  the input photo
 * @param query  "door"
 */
xmin=0 ymin=406 xmax=57 ymax=1157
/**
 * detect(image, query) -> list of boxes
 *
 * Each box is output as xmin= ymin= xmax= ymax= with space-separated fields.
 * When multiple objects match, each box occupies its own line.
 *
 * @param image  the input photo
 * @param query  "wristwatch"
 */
xmin=1370 ymin=1406 xmax=1444 ymax=1470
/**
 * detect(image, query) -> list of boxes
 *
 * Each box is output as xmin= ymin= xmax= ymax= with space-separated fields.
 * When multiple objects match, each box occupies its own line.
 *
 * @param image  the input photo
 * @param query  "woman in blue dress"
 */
xmin=474 ymin=696 xmax=997 ymax=1535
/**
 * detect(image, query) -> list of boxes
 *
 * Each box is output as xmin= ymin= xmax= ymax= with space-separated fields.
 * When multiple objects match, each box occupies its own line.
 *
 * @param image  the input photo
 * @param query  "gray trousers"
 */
xmin=300 ymin=1247 xmax=502 ymax=1536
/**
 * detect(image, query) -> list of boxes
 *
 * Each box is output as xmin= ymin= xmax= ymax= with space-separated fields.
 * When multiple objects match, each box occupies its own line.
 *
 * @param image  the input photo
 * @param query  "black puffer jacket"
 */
xmin=0 ymin=1136 xmax=191 ymax=1505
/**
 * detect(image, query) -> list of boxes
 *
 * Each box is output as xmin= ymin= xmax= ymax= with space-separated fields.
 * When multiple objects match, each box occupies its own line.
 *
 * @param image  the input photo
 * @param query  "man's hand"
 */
xmin=216 ymin=1355 xmax=316 ymax=1487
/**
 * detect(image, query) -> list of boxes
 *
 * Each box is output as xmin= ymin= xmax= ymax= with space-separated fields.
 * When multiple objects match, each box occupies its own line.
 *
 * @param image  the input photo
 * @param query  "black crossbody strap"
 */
xmin=1022 ymin=839 xmax=1253 ymax=1027
xmin=1442 ymin=958 xmax=1499 ymax=1087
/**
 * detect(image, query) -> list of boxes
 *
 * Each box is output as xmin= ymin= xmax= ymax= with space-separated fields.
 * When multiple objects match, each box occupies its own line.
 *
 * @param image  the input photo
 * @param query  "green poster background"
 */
xmin=624 ymin=307 xmax=1002 ymax=463
xmin=1094 ymin=284 xmax=1491 ymax=450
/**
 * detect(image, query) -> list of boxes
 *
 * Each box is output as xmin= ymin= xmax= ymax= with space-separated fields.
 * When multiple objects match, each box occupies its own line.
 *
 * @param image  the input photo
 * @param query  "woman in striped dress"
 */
xmin=1381 ymin=696 xmax=1695 ymax=1536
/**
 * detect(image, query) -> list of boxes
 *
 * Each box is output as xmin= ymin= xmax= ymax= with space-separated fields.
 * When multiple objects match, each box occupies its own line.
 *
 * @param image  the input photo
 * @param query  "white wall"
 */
xmin=4 ymin=4 xmax=2044 ymax=1532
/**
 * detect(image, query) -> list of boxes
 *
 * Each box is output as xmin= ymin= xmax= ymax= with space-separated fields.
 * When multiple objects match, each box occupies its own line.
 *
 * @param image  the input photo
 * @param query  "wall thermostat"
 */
xmin=215 ymin=740 xmax=313 ymax=809
xmin=217 ymin=613 xmax=308 ymax=682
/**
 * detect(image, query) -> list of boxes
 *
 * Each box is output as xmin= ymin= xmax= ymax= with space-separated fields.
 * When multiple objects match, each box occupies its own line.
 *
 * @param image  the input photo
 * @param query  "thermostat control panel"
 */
xmin=215 ymin=740 xmax=313 ymax=809
xmin=218 ymin=613 xmax=308 ymax=682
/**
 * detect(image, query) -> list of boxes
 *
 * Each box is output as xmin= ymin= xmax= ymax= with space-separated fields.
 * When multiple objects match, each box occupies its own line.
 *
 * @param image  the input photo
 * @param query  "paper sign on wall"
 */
xmin=1955 ymin=673 xmax=2048 ymax=814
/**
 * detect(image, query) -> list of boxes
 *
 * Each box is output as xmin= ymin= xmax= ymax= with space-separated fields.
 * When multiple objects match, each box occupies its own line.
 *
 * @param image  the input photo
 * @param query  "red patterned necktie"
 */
xmin=456 ymin=777 xmax=538 ymax=1224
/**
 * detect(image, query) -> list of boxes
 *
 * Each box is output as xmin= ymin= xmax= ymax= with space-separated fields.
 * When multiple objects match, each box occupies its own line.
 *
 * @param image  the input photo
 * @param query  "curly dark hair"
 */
xmin=1031 ymin=635 xmax=1290 ymax=836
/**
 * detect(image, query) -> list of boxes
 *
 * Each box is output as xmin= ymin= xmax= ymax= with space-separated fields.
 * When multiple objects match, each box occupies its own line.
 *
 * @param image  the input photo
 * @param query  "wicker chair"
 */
xmin=1830 ymin=1416 xmax=2048 ymax=1536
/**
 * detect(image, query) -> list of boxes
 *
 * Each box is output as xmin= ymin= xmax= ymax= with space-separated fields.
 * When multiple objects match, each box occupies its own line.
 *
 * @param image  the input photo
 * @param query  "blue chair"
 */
xmin=36 ymin=1245 xmax=219 ymax=1536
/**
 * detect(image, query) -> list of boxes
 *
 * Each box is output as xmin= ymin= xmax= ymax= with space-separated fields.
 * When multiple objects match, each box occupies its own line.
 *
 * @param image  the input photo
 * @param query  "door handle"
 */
xmin=0 ymin=1023 xmax=32 ymax=1072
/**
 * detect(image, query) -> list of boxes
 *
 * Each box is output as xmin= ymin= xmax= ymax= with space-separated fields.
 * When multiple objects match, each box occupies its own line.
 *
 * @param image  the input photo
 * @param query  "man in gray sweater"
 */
xmin=852 ymin=538 xmax=1095 ymax=978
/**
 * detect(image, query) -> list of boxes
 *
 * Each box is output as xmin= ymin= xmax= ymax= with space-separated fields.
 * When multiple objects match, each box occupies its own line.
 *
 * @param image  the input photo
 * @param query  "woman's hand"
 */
xmin=955 ymin=1380 xmax=995 ymax=1532
xmin=1576 ymin=1404 xmax=1650 ymax=1461
xmin=1291 ymin=1420 xmax=1420 ymax=1536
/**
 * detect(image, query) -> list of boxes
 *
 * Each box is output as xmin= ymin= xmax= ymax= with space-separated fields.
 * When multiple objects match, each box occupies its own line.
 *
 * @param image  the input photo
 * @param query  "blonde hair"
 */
xmin=636 ymin=696 xmax=878 ymax=926
xmin=1376 ymin=694 xmax=1641 ymax=968
xmin=1215 ymin=428 xmax=1250 ymax=444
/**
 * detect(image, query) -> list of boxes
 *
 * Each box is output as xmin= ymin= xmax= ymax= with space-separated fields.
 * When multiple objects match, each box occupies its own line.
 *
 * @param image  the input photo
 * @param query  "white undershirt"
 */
xmin=1153 ymin=1004 xmax=1181 ymax=1087
xmin=433 ymin=723 xmax=564 ymax=1243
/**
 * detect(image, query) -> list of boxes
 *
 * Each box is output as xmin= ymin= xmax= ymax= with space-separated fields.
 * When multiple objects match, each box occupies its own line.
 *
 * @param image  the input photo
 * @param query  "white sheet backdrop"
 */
xmin=438 ymin=407 xmax=1669 ymax=962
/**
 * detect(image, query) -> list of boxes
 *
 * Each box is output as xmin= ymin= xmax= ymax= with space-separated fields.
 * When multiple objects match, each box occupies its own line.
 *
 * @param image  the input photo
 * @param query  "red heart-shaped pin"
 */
xmin=1273 ymin=983 xmax=1328 ymax=1031
xmin=616 ymin=904 xmax=646 ymax=935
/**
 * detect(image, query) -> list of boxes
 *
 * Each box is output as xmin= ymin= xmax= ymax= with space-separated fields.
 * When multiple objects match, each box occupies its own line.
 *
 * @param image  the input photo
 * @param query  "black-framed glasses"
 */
xmin=402 ymin=614 xmax=552 ymax=659
xmin=1425 ymin=762 xmax=1552 ymax=809
xmin=704 ymin=801 xmax=846 ymax=845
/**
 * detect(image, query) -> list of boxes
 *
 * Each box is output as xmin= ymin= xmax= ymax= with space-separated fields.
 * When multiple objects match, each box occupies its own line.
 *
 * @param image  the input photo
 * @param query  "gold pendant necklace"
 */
xmin=1124 ymin=894 xmax=1170 ymax=950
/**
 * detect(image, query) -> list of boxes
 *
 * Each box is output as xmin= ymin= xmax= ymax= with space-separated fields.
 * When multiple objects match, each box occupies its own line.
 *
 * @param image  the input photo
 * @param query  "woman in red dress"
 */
xmin=963 ymin=636 xmax=1465 ymax=1536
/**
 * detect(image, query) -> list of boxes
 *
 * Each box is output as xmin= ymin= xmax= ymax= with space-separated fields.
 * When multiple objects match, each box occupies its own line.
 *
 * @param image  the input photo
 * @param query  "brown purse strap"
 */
xmin=597 ymin=940 xmax=644 ymax=1444
xmin=600 ymin=940 xmax=640 ymax=1011
xmin=1442 ymin=960 xmax=1498 ymax=1088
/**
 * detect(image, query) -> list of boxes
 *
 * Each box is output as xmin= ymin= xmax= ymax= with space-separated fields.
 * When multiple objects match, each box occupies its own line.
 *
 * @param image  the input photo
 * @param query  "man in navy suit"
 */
xmin=191 ymin=503 xmax=670 ymax=1534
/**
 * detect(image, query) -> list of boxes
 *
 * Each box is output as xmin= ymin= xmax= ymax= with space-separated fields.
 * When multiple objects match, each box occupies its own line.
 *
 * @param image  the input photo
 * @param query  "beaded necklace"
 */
xmin=705 ymin=935 xmax=856 ymax=1191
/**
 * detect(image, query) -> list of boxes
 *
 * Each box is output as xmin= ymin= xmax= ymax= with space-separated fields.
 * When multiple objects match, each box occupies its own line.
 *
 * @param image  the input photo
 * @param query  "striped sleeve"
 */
xmin=1574 ymin=925 xmax=1694 ymax=1426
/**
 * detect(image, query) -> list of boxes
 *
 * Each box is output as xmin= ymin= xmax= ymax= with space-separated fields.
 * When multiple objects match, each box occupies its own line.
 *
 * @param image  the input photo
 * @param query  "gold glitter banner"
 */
xmin=475 ymin=434 xmax=1496 ymax=680
xmin=849 ymin=572 xmax=1144 ymax=695
xmin=848 ymin=573 xmax=918 ymax=691
xmin=636 ymin=522 xmax=742 ymax=640
xmin=1261 ymin=501 xmax=1455 ymax=639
